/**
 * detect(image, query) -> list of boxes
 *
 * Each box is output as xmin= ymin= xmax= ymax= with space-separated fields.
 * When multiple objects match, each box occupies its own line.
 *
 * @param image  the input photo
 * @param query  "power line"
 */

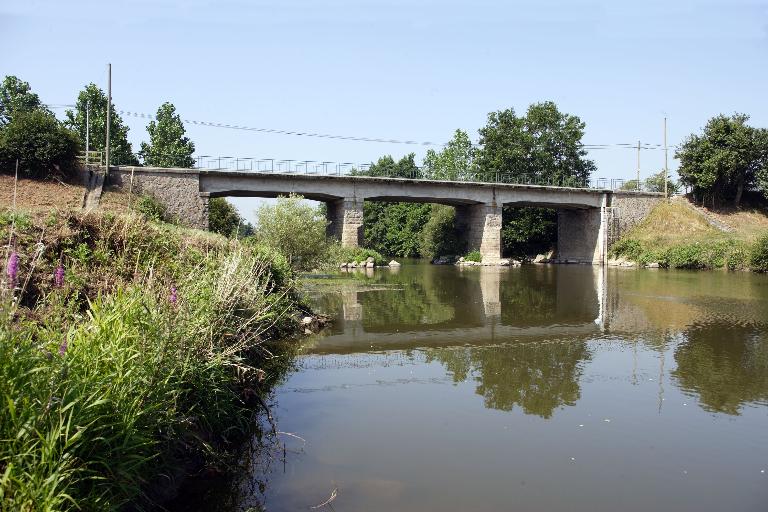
xmin=46 ymin=103 xmax=680 ymax=149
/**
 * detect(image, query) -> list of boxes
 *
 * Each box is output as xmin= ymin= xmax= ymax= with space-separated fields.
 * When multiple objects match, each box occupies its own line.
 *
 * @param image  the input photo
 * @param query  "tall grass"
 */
xmin=0 ymin=209 xmax=303 ymax=510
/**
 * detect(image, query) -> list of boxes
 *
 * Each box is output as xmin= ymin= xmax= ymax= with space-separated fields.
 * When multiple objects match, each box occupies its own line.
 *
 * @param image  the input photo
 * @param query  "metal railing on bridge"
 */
xmin=107 ymin=152 xmax=630 ymax=190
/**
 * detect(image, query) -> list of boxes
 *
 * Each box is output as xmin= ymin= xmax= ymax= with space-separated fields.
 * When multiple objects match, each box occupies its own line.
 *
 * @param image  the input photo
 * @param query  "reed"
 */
xmin=0 ymin=208 xmax=304 ymax=511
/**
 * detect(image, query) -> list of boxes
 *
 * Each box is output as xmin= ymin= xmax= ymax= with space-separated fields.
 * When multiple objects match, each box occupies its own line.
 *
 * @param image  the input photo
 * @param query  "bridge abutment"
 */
xmin=327 ymin=197 xmax=364 ymax=248
xmin=456 ymin=203 xmax=503 ymax=262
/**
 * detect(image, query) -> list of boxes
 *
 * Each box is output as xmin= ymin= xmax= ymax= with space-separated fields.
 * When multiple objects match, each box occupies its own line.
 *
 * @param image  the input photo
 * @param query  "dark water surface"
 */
xmin=233 ymin=264 xmax=768 ymax=511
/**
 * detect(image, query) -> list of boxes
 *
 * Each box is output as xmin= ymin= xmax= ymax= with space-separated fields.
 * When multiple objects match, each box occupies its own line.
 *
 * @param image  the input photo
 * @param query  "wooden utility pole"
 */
xmin=105 ymin=63 xmax=111 ymax=171
xmin=636 ymin=140 xmax=641 ymax=191
xmin=664 ymin=116 xmax=669 ymax=199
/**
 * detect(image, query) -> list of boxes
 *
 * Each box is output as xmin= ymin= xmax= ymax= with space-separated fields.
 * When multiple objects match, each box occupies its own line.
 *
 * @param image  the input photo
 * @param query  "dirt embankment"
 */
xmin=0 ymin=174 xmax=85 ymax=209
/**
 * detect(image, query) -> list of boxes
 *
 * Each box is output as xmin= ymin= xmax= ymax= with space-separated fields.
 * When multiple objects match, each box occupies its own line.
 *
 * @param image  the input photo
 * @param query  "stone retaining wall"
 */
xmin=608 ymin=192 xmax=663 ymax=245
xmin=106 ymin=167 xmax=208 ymax=229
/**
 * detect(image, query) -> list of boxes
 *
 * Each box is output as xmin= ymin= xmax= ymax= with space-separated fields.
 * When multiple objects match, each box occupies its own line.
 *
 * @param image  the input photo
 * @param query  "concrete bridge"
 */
xmin=107 ymin=166 xmax=661 ymax=264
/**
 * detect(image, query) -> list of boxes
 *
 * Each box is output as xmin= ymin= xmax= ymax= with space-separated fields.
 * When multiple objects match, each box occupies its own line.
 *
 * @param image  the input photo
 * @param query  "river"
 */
xmin=195 ymin=263 xmax=768 ymax=511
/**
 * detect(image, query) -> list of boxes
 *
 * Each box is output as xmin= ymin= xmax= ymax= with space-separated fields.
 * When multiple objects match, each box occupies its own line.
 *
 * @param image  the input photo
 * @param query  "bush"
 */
xmin=419 ymin=204 xmax=464 ymax=260
xmin=209 ymin=197 xmax=246 ymax=237
xmin=750 ymin=233 xmax=768 ymax=272
xmin=135 ymin=193 xmax=167 ymax=222
xmin=726 ymin=245 xmax=749 ymax=271
xmin=609 ymin=238 xmax=643 ymax=261
xmin=0 ymin=110 xmax=80 ymax=178
xmin=255 ymin=194 xmax=329 ymax=271
xmin=331 ymin=245 xmax=386 ymax=266
xmin=0 ymin=210 xmax=302 ymax=510
xmin=464 ymin=249 xmax=482 ymax=262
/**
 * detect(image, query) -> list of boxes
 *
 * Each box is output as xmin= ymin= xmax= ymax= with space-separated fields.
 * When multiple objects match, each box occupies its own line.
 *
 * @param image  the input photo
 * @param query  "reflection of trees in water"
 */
xmin=356 ymin=268 xmax=482 ymax=330
xmin=499 ymin=278 xmax=557 ymax=326
xmin=673 ymin=322 xmax=768 ymax=415
xmin=426 ymin=339 xmax=591 ymax=418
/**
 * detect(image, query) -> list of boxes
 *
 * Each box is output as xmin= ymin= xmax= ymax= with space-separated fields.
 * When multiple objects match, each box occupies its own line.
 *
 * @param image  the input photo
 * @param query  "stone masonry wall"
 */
xmin=608 ymin=192 xmax=663 ymax=246
xmin=326 ymin=198 xmax=364 ymax=247
xmin=456 ymin=203 xmax=502 ymax=262
xmin=107 ymin=167 xmax=208 ymax=229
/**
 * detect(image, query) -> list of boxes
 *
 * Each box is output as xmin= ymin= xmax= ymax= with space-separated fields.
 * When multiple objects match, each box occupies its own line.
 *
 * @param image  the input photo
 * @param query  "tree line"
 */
xmin=0 ymin=75 xmax=197 ymax=177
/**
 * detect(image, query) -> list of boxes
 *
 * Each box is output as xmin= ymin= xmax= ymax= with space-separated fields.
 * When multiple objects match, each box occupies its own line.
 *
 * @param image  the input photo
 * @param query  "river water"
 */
xmin=225 ymin=263 xmax=768 ymax=511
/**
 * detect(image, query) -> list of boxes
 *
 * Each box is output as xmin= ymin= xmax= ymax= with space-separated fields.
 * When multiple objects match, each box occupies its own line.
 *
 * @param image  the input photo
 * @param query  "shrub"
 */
xmin=609 ymin=238 xmax=643 ymax=261
xmin=419 ymin=204 xmax=464 ymax=260
xmin=331 ymin=245 xmax=386 ymax=266
xmin=208 ymin=197 xmax=243 ymax=236
xmin=255 ymin=194 xmax=329 ymax=271
xmin=464 ymin=249 xmax=482 ymax=262
xmin=0 ymin=110 xmax=80 ymax=178
xmin=727 ymin=245 xmax=749 ymax=271
xmin=750 ymin=233 xmax=768 ymax=272
xmin=135 ymin=194 xmax=167 ymax=222
xmin=0 ymin=210 xmax=301 ymax=509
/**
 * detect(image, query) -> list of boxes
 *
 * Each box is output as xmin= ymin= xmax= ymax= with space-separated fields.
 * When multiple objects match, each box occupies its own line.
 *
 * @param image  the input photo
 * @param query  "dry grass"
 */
xmin=706 ymin=207 xmax=768 ymax=242
xmin=0 ymin=174 xmax=85 ymax=209
xmin=625 ymin=200 xmax=724 ymax=246
xmin=625 ymin=198 xmax=768 ymax=247
xmin=99 ymin=185 xmax=133 ymax=213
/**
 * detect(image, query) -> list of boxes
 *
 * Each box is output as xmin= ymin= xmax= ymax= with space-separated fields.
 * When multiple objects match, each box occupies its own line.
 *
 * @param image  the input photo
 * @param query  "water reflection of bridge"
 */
xmin=308 ymin=265 xmax=609 ymax=354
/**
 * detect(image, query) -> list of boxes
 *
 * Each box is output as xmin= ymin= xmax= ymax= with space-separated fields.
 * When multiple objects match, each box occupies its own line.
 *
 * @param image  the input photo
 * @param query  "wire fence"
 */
xmin=105 ymin=152 xmax=640 ymax=191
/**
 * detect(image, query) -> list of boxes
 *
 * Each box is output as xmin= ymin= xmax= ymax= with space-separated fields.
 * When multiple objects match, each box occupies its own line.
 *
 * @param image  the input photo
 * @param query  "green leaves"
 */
xmin=676 ymin=114 xmax=768 ymax=207
xmin=254 ymin=194 xmax=330 ymax=271
xmin=139 ymin=102 xmax=195 ymax=168
xmin=476 ymin=101 xmax=595 ymax=185
xmin=0 ymin=110 xmax=80 ymax=178
xmin=0 ymin=75 xmax=48 ymax=126
xmin=65 ymin=83 xmax=138 ymax=166
xmin=422 ymin=129 xmax=477 ymax=181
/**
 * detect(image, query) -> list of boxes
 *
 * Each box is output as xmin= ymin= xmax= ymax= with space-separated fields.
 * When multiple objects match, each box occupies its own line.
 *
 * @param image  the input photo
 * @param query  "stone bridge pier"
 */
xmin=326 ymin=198 xmax=364 ymax=247
xmin=455 ymin=203 xmax=503 ymax=262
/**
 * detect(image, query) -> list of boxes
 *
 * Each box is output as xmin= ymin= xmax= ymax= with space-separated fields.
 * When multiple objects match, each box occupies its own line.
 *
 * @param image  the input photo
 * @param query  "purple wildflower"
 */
xmin=58 ymin=340 xmax=68 ymax=356
xmin=54 ymin=265 xmax=65 ymax=287
xmin=169 ymin=285 xmax=178 ymax=306
xmin=6 ymin=252 xmax=19 ymax=287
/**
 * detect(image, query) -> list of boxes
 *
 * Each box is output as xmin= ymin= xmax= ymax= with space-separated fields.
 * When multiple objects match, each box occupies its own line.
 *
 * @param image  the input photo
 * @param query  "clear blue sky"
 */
xmin=2 ymin=0 xmax=767 ymax=219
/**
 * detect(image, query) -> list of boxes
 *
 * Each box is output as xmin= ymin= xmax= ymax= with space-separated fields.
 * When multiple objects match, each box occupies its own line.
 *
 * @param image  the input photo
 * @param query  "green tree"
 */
xmin=620 ymin=179 xmax=641 ymax=191
xmin=0 ymin=110 xmax=80 ymax=178
xmin=476 ymin=102 xmax=595 ymax=257
xmin=355 ymin=153 xmax=423 ymax=179
xmin=0 ymin=75 xmax=49 ymax=126
xmin=676 ymin=114 xmax=768 ymax=207
xmin=65 ymin=84 xmax=138 ymax=166
xmin=139 ymin=102 xmax=196 ymax=168
xmin=476 ymin=101 xmax=596 ymax=185
xmin=209 ymin=197 xmax=251 ymax=237
xmin=501 ymin=207 xmax=557 ymax=258
xmin=422 ymin=129 xmax=477 ymax=181
xmin=255 ymin=194 xmax=328 ymax=270
xmin=357 ymin=154 xmax=432 ymax=257
xmin=364 ymin=201 xmax=432 ymax=257
xmin=644 ymin=170 xmax=680 ymax=195
xmin=418 ymin=204 xmax=464 ymax=259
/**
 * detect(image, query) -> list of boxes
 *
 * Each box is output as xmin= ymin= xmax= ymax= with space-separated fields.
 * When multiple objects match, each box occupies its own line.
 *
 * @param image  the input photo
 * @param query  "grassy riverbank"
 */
xmin=0 ymin=207 xmax=306 ymax=510
xmin=610 ymin=198 xmax=768 ymax=271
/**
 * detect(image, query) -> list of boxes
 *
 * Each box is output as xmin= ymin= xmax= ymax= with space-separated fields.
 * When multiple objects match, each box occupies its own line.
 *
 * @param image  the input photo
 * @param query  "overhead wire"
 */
xmin=45 ymin=103 xmax=680 ymax=149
